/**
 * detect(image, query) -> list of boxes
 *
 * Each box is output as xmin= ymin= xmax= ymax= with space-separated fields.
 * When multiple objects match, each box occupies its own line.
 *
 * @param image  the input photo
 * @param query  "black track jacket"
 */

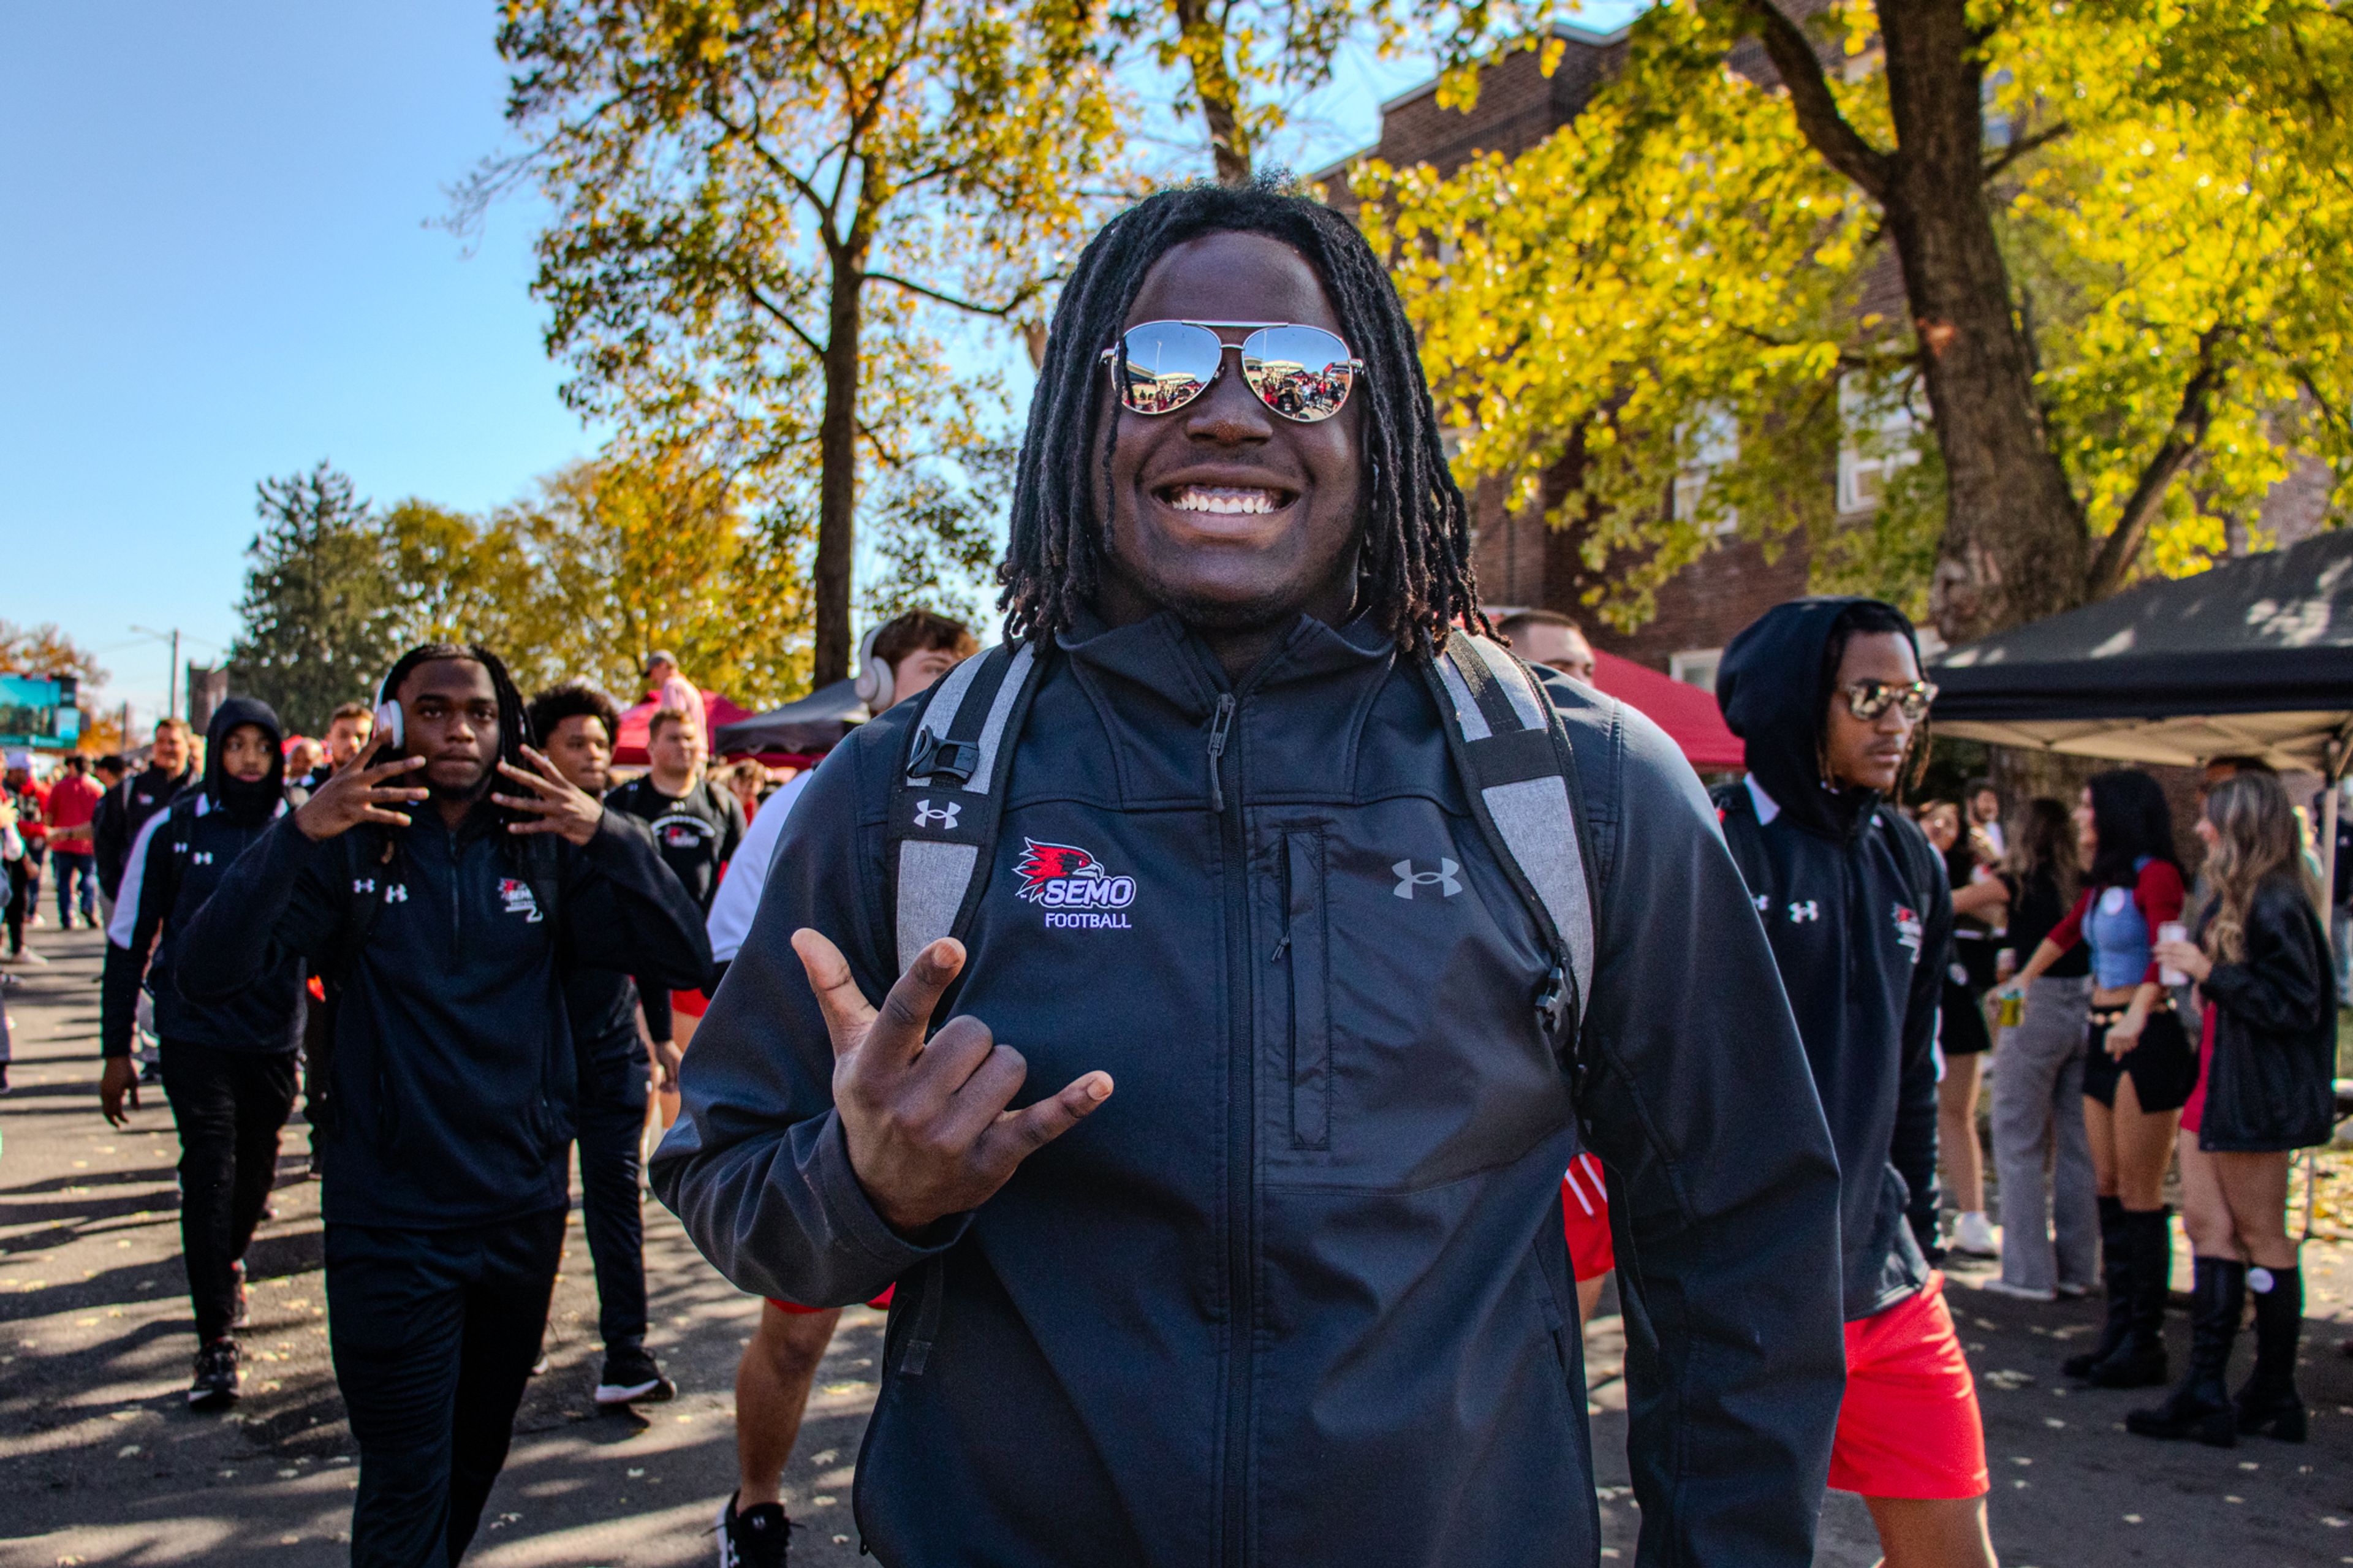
xmin=1715 ymin=598 xmax=1950 ymax=1323
xmin=100 ymin=698 xmax=304 ymax=1058
xmin=181 ymin=803 xmax=711 ymax=1230
xmin=654 ymin=610 xmax=1845 ymax=1568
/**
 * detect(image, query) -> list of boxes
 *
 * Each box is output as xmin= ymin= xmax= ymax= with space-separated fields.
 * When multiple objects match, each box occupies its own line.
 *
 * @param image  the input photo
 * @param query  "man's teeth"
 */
xmin=1169 ymin=486 xmax=1281 ymax=515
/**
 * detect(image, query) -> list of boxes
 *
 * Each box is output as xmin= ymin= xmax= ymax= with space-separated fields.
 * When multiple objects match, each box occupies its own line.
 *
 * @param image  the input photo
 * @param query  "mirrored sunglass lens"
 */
xmin=1241 ymin=326 xmax=1352 ymax=421
xmin=1115 ymin=322 xmax=1222 ymax=414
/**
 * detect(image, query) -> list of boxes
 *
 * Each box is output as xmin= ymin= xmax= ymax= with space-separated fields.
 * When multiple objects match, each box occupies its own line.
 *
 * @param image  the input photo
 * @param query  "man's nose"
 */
xmin=1182 ymin=349 xmax=1271 ymax=445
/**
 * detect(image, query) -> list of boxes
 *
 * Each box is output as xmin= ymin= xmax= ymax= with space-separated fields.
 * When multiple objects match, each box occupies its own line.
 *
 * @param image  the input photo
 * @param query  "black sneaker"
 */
xmin=189 ymin=1338 xmax=241 ymax=1409
xmin=596 ymin=1344 xmax=678 ymax=1406
xmin=716 ymin=1493 xmax=790 ymax=1568
xmin=138 ymin=1061 xmax=162 ymax=1085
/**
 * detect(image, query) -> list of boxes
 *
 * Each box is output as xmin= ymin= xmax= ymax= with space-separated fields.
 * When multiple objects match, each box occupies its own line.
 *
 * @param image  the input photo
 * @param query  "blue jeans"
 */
xmin=52 ymin=851 xmax=95 ymax=927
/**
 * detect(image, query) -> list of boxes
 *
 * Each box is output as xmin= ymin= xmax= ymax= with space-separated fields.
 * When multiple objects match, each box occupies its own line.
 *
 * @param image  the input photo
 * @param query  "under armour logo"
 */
xmin=1393 ymin=858 xmax=1463 ymax=899
xmin=191 ymin=850 xmax=214 ymax=865
xmin=384 ymin=884 xmax=409 ymax=903
xmin=352 ymin=878 xmax=376 ymax=895
xmin=912 ymin=798 xmax=961 ymax=830
xmin=1754 ymin=894 xmax=1771 ymax=912
xmin=1787 ymin=900 xmax=1820 ymax=923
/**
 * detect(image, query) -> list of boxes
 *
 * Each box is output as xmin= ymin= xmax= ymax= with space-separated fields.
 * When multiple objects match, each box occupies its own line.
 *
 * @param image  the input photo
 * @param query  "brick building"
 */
xmin=1316 ymin=23 xmax=2330 ymax=691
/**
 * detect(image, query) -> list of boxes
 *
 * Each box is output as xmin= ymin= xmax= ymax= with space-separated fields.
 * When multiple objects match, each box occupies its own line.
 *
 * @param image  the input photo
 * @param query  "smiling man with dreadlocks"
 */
xmin=656 ymin=181 xmax=1845 ymax=1568
xmin=181 ymin=643 xmax=711 ymax=1568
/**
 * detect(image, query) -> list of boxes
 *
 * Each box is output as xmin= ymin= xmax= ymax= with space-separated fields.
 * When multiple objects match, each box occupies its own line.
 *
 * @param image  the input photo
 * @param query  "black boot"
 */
xmin=2126 ymin=1256 xmax=2241 ymax=1445
xmin=2064 ymin=1195 xmax=2131 ymax=1379
xmin=2236 ymin=1263 xmax=2307 ymax=1441
xmin=2088 ymin=1206 xmax=2172 ymax=1388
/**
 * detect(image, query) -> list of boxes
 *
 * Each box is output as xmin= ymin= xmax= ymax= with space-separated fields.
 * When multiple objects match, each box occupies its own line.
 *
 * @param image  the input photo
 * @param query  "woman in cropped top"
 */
xmin=2008 ymin=770 xmax=2189 ymax=1390
xmin=2130 ymin=770 xmax=2336 ymax=1445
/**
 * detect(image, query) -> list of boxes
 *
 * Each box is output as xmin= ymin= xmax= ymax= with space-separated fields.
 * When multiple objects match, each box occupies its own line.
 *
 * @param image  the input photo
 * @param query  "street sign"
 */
xmin=0 ymin=673 xmax=83 ymax=750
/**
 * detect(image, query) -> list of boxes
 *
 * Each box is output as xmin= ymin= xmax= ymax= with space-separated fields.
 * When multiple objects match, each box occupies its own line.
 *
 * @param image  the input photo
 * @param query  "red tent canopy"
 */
xmin=613 ymin=688 xmax=755 ymax=767
xmin=1588 ymin=650 xmax=1743 ymax=771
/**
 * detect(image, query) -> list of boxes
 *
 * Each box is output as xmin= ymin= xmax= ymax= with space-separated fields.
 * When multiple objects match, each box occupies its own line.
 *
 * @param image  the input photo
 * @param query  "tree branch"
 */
xmin=865 ymin=270 xmax=1044 ymax=317
xmin=731 ymin=272 xmax=829 ymax=360
xmin=2082 ymin=325 xmax=2233 ymax=599
xmin=1741 ymin=0 xmax=1892 ymax=203
xmin=1980 ymin=119 xmax=2071 ymax=182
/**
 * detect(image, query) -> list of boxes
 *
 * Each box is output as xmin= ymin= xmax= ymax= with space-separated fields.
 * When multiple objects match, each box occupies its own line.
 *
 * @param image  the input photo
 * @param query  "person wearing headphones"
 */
xmin=706 ymin=607 xmax=976 ymax=1568
xmin=177 ymin=643 xmax=711 ymax=1568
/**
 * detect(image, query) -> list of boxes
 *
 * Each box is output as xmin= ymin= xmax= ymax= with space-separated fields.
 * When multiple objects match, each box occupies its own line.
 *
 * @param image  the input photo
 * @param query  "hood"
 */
xmin=1717 ymin=596 xmax=1921 ymax=840
xmin=202 ymin=696 xmax=287 ymax=824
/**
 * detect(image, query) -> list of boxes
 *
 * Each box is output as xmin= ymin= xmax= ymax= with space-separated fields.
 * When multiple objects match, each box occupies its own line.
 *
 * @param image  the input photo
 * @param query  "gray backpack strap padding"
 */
xmin=1427 ymin=629 xmax=1599 ymax=1037
xmin=886 ymin=642 xmax=1044 ymax=972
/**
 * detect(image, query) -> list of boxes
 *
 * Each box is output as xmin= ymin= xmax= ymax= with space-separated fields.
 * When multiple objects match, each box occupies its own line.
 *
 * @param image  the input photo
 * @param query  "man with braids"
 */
xmin=656 ymin=182 xmax=1844 ymax=1568
xmin=181 ymin=644 xmax=711 ymax=1568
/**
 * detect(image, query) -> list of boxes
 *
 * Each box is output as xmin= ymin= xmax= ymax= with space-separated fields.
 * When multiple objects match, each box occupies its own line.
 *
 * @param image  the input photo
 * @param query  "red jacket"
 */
xmin=45 ymin=773 xmax=104 ymax=853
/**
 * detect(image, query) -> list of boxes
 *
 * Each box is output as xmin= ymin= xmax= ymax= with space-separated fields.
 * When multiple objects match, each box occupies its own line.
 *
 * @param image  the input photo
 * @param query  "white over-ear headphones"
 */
xmin=372 ymin=673 xmax=404 ymax=750
xmin=852 ymin=625 xmax=892 ymax=713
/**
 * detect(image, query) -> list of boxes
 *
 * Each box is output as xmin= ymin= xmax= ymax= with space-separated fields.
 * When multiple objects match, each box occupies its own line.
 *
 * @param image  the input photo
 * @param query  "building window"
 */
xmin=1838 ymin=374 xmax=1924 ymax=514
xmin=1670 ymin=648 xmax=1722 ymax=692
xmin=1672 ymin=405 xmax=1740 ymax=535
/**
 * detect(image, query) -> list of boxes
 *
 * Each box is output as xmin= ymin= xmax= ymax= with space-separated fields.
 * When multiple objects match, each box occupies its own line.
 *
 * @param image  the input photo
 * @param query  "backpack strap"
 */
xmin=1423 ymin=629 xmax=1599 ymax=1040
xmin=885 ymin=642 xmax=1045 ymax=971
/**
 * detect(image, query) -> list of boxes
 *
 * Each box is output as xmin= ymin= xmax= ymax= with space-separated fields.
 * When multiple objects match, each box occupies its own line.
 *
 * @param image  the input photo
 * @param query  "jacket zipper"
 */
xmin=1210 ymin=684 xmax=1253 ymax=1568
xmin=1207 ymin=694 xmax=1235 ymax=813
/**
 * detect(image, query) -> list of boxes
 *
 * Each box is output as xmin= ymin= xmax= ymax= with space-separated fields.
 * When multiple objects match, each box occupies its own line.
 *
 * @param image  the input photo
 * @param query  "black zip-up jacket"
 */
xmin=2194 ymin=873 xmax=2338 ymax=1152
xmin=1715 ymin=597 xmax=1951 ymax=1322
xmin=96 ymin=760 xmax=193 ymax=899
xmin=101 ymin=699 xmax=305 ymax=1058
xmin=654 ymin=610 xmax=1846 ymax=1568
xmin=180 ymin=802 xmax=711 ymax=1230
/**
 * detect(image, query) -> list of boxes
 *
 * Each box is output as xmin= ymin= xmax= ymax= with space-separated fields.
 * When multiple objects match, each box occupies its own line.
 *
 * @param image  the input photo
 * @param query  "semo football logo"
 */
xmin=1014 ymin=839 xmax=1136 ymax=929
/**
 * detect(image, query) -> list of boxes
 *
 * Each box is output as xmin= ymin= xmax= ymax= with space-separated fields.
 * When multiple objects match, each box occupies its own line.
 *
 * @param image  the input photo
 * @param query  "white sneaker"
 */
xmin=2 ymin=949 xmax=49 ymax=966
xmin=1950 ymin=1211 xmax=1999 ymax=1257
xmin=1980 ymin=1278 xmax=2056 ymax=1302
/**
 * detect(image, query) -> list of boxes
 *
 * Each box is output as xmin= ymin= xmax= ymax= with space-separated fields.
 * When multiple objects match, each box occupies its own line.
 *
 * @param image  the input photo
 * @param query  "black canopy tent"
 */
xmin=711 ymin=677 xmax=868 ymax=757
xmin=1929 ymin=529 xmax=2353 ymax=896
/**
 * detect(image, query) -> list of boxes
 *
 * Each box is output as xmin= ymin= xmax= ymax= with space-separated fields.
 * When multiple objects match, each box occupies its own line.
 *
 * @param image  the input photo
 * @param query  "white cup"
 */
xmin=2158 ymin=920 xmax=2189 ymax=986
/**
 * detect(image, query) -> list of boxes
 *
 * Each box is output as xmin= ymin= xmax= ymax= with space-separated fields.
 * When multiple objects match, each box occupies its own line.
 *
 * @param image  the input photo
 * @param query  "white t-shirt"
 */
xmin=706 ymin=771 xmax=813 ymax=964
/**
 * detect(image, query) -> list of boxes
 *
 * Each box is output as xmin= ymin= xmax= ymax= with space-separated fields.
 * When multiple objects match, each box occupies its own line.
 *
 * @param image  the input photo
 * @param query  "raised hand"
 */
xmin=794 ymin=929 xmax=1112 ymax=1235
xmin=493 ymin=746 xmax=605 ymax=846
xmin=293 ymin=730 xmax=428 ymax=842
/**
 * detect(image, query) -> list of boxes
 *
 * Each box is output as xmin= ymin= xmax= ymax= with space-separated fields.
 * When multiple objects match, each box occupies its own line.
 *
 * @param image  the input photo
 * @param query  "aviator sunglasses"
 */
xmin=1100 ymin=320 xmax=1362 ymax=423
xmin=1840 ymin=679 xmax=1939 ymax=724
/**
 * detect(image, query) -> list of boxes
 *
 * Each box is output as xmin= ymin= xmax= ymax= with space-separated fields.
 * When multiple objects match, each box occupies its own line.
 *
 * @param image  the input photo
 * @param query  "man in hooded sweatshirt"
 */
xmin=1715 ymin=597 xmax=1993 ymax=1568
xmin=100 ymin=697 xmax=308 ymax=1409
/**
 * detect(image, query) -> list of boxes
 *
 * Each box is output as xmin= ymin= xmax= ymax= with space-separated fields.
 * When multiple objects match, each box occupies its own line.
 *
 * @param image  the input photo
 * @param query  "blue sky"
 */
xmin=2 ymin=2 xmax=1637 ymax=725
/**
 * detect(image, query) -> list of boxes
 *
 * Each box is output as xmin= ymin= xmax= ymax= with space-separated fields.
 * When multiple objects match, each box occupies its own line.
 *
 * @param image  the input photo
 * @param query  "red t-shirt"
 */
xmin=44 ymin=774 xmax=103 ymax=851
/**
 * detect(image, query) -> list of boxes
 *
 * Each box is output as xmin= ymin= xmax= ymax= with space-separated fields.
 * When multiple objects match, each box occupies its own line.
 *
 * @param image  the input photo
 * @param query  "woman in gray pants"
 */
xmin=1988 ymin=799 xmax=2100 ymax=1300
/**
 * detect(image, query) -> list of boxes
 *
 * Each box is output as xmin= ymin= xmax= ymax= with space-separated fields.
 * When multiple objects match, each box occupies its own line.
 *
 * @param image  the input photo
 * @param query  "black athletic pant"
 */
xmin=157 ymin=1039 xmax=298 ymax=1342
xmin=577 ymin=1055 xmax=651 ymax=1353
xmin=4 ymin=855 xmax=28 ymax=954
xmin=327 ymin=1209 xmax=566 ymax=1568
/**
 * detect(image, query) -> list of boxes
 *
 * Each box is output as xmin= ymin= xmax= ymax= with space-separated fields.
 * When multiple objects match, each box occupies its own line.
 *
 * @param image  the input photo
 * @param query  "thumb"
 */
xmin=793 ymin=928 xmax=876 ymax=1058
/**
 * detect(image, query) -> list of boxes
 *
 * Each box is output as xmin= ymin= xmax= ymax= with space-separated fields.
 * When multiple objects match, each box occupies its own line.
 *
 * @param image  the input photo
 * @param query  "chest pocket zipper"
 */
xmin=1278 ymin=829 xmax=1332 ymax=1151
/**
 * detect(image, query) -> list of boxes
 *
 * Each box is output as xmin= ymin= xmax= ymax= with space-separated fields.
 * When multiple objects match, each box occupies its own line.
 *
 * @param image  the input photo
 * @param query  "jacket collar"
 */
xmin=1056 ymin=605 xmax=1395 ymax=719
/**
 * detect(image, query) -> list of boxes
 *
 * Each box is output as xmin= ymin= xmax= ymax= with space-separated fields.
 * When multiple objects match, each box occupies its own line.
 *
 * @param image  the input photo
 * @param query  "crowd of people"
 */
xmin=3 ymin=181 xmax=2343 ymax=1568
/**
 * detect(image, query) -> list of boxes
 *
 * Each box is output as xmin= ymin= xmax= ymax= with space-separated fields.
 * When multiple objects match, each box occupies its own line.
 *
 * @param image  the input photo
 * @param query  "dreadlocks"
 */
xmin=998 ymin=177 xmax=1485 ymax=658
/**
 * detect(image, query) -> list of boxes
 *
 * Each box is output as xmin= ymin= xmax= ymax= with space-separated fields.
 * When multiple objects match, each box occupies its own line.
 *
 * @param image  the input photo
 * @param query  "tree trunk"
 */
xmin=1171 ymin=0 xmax=1251 ymax=184
xmin=1873 ymin=0 xmax=2088 ymax=644
xmin=813 ymin=254 xmax=863 ymax=687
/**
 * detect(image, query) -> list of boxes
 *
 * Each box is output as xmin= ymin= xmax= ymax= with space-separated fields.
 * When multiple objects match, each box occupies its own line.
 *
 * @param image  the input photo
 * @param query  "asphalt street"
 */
xmin=5 ymin=923 xmax=2353 ymax=1566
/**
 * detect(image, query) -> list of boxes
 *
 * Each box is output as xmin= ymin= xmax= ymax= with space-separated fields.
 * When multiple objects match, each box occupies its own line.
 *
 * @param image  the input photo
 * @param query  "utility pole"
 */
xmin=130 ymin=626 xmax=181 ymax=719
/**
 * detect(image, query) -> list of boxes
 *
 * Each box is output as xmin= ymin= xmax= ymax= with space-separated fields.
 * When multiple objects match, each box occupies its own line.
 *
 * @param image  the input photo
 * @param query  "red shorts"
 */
xmin=673 ymin=988 xmax=710 ymax=1020
xmin=767 ymin=1287 xmax=894 ymax=1314
xmin=1828 ymin=1273 xmax=1989 ymax=1499
xmin=1561 ymin=1153 xmax=1615 ymax=1282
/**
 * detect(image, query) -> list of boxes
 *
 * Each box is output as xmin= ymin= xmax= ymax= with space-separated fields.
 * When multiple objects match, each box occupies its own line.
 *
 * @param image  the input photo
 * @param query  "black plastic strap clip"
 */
xmin=1534 ymin=961 xmax=1570 ymax=1037
xmin=906 ymin=729 xmax=981 ymax=787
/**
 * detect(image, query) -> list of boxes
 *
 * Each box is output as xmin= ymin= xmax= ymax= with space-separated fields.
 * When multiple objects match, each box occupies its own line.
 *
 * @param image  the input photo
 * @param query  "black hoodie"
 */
xmin=101 ymin=698 xmax=304 ymax=1058
xmin=1713 ymin=597 xmax=1950 ymax=1322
